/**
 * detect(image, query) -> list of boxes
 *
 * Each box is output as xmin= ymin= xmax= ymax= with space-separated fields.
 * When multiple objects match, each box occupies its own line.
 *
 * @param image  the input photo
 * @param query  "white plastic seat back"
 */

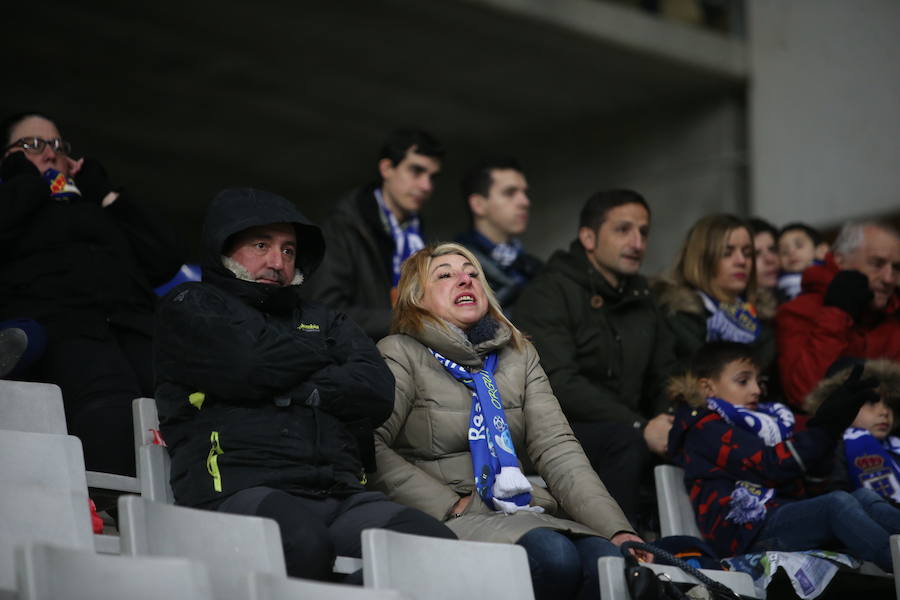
xmin=0 ymin=430 xmax=94 ymax=593
xmin=0 ymin=380 xmax=67 ymax=434
xmin=247 ymin=571 xmax=408 ymax=600
xmin=16 ymin=543 xmax=213 ymax=600
xmin=0 ymin=379 xmax=139 ymax=493
xmin=655 ymin=464 xmax=703 ymax=538
xmin=597 ymin=556 xmax=761 ymax=599
xmin=118 ymin=495 xmax=285 ymax=600
xmin=362 ymin=529 xmax=534 ymax=600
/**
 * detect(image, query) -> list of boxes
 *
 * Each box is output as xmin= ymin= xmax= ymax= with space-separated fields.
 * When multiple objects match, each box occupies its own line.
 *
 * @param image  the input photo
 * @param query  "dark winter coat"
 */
xmin=667 ymin=378 xmax=834 ymax=558
xmin=453 ymin=229 xmax=543 ymax=312
xmin=0 ymin=163 xmax=182 ymax=339
xmin=514 ymin=240 xmax=676 ymax=425
xmin=154 ymin=189 xmax=395 ymax=508
xmin=302 ymin=184 xmax=400 ymax=341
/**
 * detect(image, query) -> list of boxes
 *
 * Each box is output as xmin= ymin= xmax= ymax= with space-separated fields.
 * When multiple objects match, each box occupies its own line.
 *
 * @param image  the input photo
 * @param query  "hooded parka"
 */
xmin=370 ymin=318 xmax=634 ymax=544
xmin=154 ymin=188 xmax=395 ymax=508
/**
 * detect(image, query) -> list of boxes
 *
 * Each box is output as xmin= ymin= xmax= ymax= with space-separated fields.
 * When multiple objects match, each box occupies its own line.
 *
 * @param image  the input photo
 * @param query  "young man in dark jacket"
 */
xmin=154 ymin=188 xmax=454 ymax=582
xmin=302 ymin=129 xmax=443 ymax=341
xmin=514 ymin=190 xmax=676 ymax=527
xmin=454 ymin=156 xmax=542 ymax=313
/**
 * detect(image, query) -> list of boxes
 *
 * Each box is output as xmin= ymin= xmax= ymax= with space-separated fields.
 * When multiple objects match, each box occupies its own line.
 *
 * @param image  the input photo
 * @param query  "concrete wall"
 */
xmin=424 ymin=95 xmax=747 ymax=278
xmin=749 ymin=0 xmax=900 ymax=228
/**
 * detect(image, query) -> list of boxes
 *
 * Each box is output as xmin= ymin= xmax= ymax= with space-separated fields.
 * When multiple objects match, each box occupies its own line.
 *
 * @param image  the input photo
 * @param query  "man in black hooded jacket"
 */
xmin=154 ymin=188 xmax=454 ymax=581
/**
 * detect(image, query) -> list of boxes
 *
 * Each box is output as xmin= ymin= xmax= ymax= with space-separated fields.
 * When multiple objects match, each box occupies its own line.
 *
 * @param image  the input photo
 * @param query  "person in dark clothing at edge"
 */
xmin=454 ymin=156 xmax=542 ymax=313
xmin=514 ymin=190 xmax=676 ymax=528
xmin=0 ymin=111 xmax=182 ymax=476
xmin=154 ymin=188 xmax=455 ymax=582
xmin=302 ymin=129 xmax=444 ymax=341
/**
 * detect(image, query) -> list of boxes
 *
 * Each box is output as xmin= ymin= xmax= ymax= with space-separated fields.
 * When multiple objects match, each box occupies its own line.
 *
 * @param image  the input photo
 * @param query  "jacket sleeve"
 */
xmin=370 ymin=337 xmax=461 ymax=520
xmin=642 ymin=303 xmax=679 ymax=416
xmin=776 ymin=296 xmax=854 ymax=408
xmin=305 ymin=219 xmax=392 ymax=340
xmin=681 ymin=412 xmax=834 ymax=485
xmin=0 ymin=173 xmax=51 ymax=252
xmin=155 ymin=285 xmax=334 ymax=402
xmin=515 ymin=278 xmax=644 ymax=424
xmin=103 ymin=190 xmax=184 ymax=287
xmin=296 ymin=310 xmax=394 ymax=426
xmin=522 ymin=343 xmax=634 ymax=538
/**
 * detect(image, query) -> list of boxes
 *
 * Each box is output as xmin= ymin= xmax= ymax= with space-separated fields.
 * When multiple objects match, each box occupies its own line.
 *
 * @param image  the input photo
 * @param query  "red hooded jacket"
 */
xmin=776 ymin=254 xmax=900 ymax=408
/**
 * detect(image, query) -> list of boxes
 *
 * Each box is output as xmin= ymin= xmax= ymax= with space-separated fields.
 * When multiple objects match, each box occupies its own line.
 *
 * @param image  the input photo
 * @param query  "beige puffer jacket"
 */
xmin=370 ymin=319 xmax=633 ymax=544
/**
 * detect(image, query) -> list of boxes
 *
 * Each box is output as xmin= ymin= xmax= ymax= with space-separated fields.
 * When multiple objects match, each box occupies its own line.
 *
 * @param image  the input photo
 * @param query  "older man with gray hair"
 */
xmin=776 ymin=220 xmax=900 ymax=407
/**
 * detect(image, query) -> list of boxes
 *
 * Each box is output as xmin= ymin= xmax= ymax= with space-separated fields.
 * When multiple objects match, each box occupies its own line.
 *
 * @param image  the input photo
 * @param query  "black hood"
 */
xmin=201 ymin=188 xmax=325 ymax=279
xmin=199 ymin=188 xmax=325 ymax=313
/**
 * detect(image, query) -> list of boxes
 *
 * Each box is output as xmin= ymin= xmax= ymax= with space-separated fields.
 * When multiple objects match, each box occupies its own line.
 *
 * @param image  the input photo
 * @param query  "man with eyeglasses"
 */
xmin=0 ymin=111 xmax=183 ymax=480
xmin=303 ymin=129 xmax=444 ymax=341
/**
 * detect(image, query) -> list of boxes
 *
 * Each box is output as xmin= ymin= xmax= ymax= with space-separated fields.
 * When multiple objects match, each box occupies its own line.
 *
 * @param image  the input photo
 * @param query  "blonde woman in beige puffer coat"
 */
xmin=370 ymin=243 xmax=650 ymax=600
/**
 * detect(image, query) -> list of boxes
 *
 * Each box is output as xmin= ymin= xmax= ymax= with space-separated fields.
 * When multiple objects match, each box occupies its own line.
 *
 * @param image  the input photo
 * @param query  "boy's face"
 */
xmin=852 ymin=399 xmax=894 ymax=440
xmin=701 ymin=359 xmax=761 ymax=410
xmin=779 ymin=229 xmax=817 ymax=273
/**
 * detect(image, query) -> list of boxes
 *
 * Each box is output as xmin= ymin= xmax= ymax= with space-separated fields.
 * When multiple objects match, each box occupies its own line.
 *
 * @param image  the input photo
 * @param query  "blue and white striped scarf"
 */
xmin=429 ymin=348 xmax=541 ymax=514
xmin=375 ymin=188 xmax=424 ymax=287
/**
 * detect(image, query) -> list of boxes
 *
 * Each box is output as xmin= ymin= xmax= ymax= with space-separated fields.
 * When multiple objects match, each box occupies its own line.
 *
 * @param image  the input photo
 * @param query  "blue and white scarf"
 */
xmin=375 ymin=188 xmax=424 ymax=287
xmin=429 ymin=348 xmax=541 ymax=514
xmin=700 ymin=292 xmax=760 ymax=344
xmin=706 ymin=397 xmax=795 ymax=523
xmin=706 ymin=397 xmax=795 ymax=446
xmin=467 ymin=230 xmax=522 ymax=269
xmin=843 ymin=428 xmax=900 ymax=503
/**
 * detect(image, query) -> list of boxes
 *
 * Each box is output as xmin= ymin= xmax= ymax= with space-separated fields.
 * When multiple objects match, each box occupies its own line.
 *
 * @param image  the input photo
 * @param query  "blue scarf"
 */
xmin=43 ymin=168 xmax=81 ymax=202
xmin=706 ymin=398 xmax=794 ymax=446
xmin=429 ymin=348 xmax=540 ymax=514
xmin=375 ymin=188 xmax=424 ymax=287
xmin=700 ymin=292 xmax=760 ymax=344
xmin=706 ymin=398 xmax=794 ymax=524
xmin=843 ymin=428 xmax=900 ymax=503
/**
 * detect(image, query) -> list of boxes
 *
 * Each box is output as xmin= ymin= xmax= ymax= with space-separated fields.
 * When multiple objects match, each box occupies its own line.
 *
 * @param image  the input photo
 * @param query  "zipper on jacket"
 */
xmin=206 ymin=431 xmax=224 ymax=492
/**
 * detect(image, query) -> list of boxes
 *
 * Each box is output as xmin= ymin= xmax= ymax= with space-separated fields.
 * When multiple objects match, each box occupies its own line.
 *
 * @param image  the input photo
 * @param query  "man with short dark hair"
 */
xmin=155 ymin=188 xmax=454 ymax=582
xmin=514 ymin=189 xmax=676 ymax=526
xmin=304 ymin=129 xmax=444 ymax=340
xmin=777 ymin=220 xmax=900 ymax=407
xmin=454 ymin=156 xmax=542 ymax=311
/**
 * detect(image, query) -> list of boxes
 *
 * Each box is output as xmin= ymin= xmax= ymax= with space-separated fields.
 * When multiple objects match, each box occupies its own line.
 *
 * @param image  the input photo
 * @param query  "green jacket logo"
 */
xmin=297 ymin=323 xmax=320 ymax=332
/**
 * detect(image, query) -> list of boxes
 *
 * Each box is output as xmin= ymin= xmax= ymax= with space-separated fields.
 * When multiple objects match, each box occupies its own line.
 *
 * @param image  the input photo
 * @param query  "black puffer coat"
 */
xmin=154 ymin=189 xmax=395 ymax=508
xmin=0 ymin=163 xmax=182 ymax=339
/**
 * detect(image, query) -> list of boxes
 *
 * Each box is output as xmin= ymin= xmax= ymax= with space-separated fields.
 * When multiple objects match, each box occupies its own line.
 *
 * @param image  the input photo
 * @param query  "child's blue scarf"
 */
xmin=429 ymin=348 xmax=540 ymax=514
xmin=706 ymin=398 xmax=795 ymax=524
xmin=843 ymin=428 xmax=900 ymax=503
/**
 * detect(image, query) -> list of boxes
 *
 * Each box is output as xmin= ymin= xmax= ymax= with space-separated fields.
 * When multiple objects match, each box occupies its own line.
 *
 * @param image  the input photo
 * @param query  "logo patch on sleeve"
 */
xmin=297 ymin=323 xmax=320 ymax=332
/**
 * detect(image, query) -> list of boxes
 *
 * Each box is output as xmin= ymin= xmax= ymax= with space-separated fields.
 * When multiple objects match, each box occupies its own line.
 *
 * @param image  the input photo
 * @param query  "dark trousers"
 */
xmin=37 ymin=326 xmax=154 ymax=476
xmin=215 ymin=487 xmax=457 ymax=582
xmin=570 ymin=421 xmax=651 ymax=529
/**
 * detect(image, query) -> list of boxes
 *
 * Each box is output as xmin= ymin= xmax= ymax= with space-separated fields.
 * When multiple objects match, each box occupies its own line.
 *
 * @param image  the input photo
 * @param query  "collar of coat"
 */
xmin=411 ymin=317 xmax=513 ymax=369
xmin=652 ymin=277 xmax=776 ymax=321
xmin=544 ymin=240 xmax=652 ymax=307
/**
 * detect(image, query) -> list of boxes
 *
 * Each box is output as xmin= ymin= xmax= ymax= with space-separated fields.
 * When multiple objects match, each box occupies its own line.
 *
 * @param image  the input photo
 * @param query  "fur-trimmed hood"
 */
xmin=803 ymin=359 xmax=900 ymax=416
xmin=651 ymin=277 xmax=776 ymax=321
xmin=667 ymin=372 xmax=707 ymax=408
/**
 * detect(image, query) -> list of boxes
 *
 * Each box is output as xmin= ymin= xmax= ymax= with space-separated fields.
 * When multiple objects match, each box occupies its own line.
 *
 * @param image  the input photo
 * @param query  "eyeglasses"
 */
xmin=4 ymin=137 xmax=72 ymax=155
